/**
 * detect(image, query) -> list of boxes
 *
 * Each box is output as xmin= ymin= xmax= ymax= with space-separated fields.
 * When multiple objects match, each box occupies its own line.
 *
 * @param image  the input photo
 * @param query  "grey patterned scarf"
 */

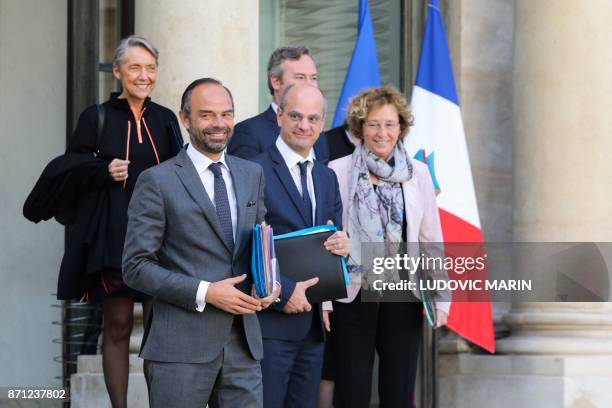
xmin=347 ymin=142 xmax=413 ymax=275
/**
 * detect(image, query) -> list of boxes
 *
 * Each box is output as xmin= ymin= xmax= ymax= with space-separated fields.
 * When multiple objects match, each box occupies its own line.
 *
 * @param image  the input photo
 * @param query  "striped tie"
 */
xmin=298 ymin=161 xmax=313 ymax=226
xmin=209 ymin=162 xmax=234 ymax=250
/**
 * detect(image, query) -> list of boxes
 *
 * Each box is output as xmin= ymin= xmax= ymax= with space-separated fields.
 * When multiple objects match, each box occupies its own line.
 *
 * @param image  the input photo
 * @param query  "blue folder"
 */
xmin=251 ymin=223 xmax=277 ymax=298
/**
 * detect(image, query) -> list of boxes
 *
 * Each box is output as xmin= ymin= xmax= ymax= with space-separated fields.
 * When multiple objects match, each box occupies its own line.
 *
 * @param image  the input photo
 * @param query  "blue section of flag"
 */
xmin=414 ymin=0 xmax=459 ymax=105
xmin=332 ymin=0 xmax=381 ymax=127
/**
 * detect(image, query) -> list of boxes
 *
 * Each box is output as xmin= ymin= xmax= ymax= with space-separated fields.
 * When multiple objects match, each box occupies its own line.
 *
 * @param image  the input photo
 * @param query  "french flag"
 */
xmin=405 ymin=0 xmax=495 ymax=353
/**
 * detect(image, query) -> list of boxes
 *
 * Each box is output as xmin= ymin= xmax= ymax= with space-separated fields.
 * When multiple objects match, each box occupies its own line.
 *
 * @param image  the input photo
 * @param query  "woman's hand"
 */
xmin=108 ymin=159 xmax=130 ymax=182
xmin=324 ymin=230 xmax=350 ymax=258
xmin=435 ymin=309 xmax=448 ymax=328
xmin=323 ymin=310 xmax=331 ymax=332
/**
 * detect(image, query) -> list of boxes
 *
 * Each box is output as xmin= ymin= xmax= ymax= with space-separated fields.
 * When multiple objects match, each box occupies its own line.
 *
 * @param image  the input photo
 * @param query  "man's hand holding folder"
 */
xmin=252 ymin=223 xmax=350 ymax=309
xmin=206 ymin=274 xmax=262 ymax=315
xmin=253 ymin=284 xmax=281 ymax=310
xmin=206 ymin=274 xmax=281 ymax=314
xmin=274 ymin=224 xmax=350 ymax=306
xmin=282 ymin=224 xmax=349 ymax=314
xmin=282 ymin=277 xmax=319 ymax=314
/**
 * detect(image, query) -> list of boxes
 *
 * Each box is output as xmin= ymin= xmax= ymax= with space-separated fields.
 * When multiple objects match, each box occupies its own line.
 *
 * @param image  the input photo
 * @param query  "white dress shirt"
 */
xmin=186 ymin=144 xmax=238 ymax=312
xmin=271 ymin=102 xmax=279 ymax=115
xmin=275 ymin=137 xmax=335 ymax=311
xmin=275 ymin=136 xmax=316 ymax=223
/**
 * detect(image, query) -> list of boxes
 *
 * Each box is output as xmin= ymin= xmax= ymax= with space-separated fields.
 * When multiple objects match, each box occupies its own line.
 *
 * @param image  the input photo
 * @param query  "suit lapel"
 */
xmin=226 ymin=155 xmax=248 ymax=258
xmin=173 ymin=149 xmax=230 ymax=253
xmin=270 ymin=146 xmax=312 ymax=226
xmin=264 ymin=105 xmax=279 ymax=133
xmin=312 ymin=163 xmax=326 ymax=225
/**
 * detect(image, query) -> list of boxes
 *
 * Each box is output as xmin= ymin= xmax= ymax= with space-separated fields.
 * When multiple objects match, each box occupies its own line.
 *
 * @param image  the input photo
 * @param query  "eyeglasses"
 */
xmin=364 ymin=121 xmax=400 ymax=131
xmin=286 ymin=111 xmax=322 ymax=125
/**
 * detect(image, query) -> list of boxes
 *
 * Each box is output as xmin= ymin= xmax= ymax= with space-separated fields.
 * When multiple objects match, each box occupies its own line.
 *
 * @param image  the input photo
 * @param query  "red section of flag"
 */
xmin=439 ymin=208 xmax=495 ymax=353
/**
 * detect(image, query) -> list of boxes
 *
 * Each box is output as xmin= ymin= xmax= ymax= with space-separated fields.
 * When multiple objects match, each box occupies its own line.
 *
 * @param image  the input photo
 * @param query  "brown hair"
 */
xmin=346 ymin=85 xmax=414 ymax=140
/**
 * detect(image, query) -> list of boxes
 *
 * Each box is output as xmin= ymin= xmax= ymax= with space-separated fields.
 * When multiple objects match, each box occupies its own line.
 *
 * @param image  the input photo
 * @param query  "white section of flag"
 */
xmin=405 ymin=86 xmax=481 ymax=229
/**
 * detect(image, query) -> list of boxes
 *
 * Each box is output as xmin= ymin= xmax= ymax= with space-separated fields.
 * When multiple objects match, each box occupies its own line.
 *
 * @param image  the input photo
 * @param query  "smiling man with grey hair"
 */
xmin=227 ymin=45 xmax=329 ymax=163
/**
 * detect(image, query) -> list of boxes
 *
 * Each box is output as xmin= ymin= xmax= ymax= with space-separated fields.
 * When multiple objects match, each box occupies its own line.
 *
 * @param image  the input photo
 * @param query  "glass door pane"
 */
xmin=99 ymin=0 xmax=122 ymax=102
xmin=260 ymin=0 xmax=402 ymax=128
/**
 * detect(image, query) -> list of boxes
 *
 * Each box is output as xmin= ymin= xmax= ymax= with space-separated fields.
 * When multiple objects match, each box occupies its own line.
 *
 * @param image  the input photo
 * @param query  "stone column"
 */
xmin=502 ymin=0 xmax=612 ymax=354
xmin=135 ymin=0 xmax=260 ymax=124
xmin=441 ymin=1 xmax=612 ymax=407
xmin=494 ymin=1 xmax=612 ymax=404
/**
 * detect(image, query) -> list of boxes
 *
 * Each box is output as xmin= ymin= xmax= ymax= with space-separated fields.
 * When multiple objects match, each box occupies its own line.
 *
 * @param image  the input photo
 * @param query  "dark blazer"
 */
xmin=228 ymin=106 xmax=330 ymax=164
xmin=23 ymin=153 xmax=108 ymax=225
xmin=69 ymin=93 xmax=183 ymax=199
xmin=31 ymin=93 xmax=183 ymax=301
xmin=23 ymin=153 xmax=127 ymax=300
xmin=122 ymin=147 xmax=267 ymax=362
xmin=326 ymin=124 xmax=356 ymax=161
xmin=251 ymin=145 xmax=342 ymax=341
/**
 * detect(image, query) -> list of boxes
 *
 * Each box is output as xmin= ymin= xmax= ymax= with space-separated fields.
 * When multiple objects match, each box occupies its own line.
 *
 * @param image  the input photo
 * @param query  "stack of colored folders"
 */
xmin=251 ymin=222 xmax=278 ymax=297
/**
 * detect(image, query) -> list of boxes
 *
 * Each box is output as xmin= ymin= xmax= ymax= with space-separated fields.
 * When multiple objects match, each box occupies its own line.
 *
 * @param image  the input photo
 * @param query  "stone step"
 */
xmin=70 ymin=372 xmax=148 ymax=408
xmin=133 ymin=303 xmax=143 ymax=320
xmin=130 ymin=328 xmax=144 ymax=353
xmin=76 ymin=354 xmax=143 ymax=373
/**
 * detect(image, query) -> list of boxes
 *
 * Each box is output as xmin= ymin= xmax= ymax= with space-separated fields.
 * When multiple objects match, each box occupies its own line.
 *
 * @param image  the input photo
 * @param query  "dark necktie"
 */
xmin=209 ymin=162 xmax=234 ymax=250
xmin=298 ymin=161 xmax=313 ymax=226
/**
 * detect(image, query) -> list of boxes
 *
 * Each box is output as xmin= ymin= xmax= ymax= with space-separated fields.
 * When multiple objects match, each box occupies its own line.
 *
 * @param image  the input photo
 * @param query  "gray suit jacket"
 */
xmin=122 ymin=147 xmax=266 ymax=363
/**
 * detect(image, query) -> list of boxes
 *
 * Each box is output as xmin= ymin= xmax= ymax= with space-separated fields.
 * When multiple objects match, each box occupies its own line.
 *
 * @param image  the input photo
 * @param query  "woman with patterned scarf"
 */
xmin=326 ymin=85 xmax=450 ymax=408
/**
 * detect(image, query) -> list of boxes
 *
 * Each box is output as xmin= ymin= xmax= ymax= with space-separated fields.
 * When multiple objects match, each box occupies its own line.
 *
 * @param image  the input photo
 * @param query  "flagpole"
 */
xmin=432 ymin=328 xmax=439 ymax=408
xmin=420 ymin=321 xmax=438 ymax=408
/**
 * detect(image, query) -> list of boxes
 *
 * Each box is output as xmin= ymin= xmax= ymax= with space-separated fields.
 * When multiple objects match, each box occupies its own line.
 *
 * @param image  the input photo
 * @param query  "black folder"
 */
xmin=274 ymin=230 xmax=348 ymax=303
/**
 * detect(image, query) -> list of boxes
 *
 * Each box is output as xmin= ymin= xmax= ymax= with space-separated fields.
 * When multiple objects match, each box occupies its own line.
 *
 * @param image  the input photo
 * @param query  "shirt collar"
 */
xmin=345 ymin=129 xmax=358 ymax=147
xmin=270 ymin=102 xmax=279 ymax=115
xmin=275 ymin=136 xmax=313 ymax=170
xmin=186 ymin=144 xmax=229 ymax=174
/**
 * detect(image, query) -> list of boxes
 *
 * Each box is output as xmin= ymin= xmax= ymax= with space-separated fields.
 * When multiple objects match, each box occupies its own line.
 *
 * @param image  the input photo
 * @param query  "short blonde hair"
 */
xmin=113 ymin=35 xmax=159 ymax=68
xmin=346 ymin=85 xmax=414 ymax=140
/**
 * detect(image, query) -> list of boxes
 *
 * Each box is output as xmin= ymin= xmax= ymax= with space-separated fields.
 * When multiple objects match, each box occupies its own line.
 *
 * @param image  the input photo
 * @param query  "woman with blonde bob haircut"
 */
xmin=327 ymin=85 xmax=450 ymax=407
xmin=65 ymin=36 xmax=182 ymax=407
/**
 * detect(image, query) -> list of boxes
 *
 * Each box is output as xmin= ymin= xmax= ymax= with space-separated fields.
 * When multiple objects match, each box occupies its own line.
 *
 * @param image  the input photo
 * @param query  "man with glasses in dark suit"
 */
xmin=251 ymin=83 xmax=349 ymax=408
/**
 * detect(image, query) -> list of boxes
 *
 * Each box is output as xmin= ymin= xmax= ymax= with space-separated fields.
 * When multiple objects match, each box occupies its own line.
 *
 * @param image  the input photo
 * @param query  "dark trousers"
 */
xmin=261 ymin=329 xmax=324 ymax=408
xmin=331 ymin=298 xmax=423 ymax=408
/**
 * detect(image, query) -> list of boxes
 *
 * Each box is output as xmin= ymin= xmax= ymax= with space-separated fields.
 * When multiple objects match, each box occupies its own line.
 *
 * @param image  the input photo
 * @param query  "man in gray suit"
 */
xmin=123 ymin=77 xmax=277 ymax=408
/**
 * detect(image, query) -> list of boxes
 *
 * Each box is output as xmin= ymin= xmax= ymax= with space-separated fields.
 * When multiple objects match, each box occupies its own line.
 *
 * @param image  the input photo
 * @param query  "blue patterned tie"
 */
xmin=298 ymin=161 xmax=313 ymax=226
xmin=209 ymin=162 xmax=234 ymax=250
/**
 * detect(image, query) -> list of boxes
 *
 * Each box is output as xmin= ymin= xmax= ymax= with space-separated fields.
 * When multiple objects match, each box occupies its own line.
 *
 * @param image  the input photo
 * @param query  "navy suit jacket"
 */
xmin=252 ymin=145 xmax=342 ymax=341
xmin=228 ymin=106 xmax=330 ymax=164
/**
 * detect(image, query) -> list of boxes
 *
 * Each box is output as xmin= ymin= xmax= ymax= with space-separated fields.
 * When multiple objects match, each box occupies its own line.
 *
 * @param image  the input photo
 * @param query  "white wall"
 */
xmin=135 ymin=0 xmax=260 ymax=126
xmin=0 ymin=0 xmax=66 ymax=387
